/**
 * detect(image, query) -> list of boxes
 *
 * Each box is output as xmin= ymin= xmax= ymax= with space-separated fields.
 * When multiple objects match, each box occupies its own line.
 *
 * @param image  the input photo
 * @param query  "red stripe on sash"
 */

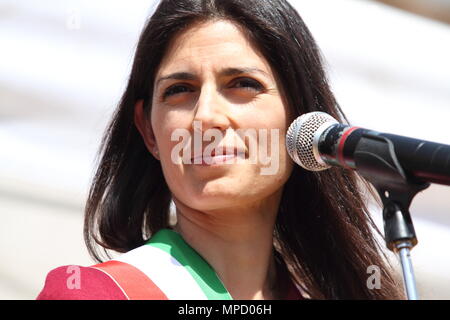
xmin=91 ymin=260 xmax=168 ymax=300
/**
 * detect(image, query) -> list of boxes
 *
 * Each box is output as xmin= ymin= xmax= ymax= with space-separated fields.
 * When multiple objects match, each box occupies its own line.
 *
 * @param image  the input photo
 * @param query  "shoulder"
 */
xmin=36 ymin=265 xmax=127 ymax=300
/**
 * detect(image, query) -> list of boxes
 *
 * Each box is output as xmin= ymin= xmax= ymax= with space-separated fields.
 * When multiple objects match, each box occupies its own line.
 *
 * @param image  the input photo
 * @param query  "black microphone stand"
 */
xmin=352 ymin=131 xmax=430 ymax=300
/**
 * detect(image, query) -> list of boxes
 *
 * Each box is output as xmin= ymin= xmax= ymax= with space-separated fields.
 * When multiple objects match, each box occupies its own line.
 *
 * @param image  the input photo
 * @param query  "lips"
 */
xmin=190 ymin=147 xmax=247 ymax=164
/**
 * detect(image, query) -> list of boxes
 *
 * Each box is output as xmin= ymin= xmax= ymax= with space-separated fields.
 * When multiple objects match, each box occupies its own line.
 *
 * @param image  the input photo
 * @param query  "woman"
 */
xmin=37 ymin=0 xmax=404 ymax=300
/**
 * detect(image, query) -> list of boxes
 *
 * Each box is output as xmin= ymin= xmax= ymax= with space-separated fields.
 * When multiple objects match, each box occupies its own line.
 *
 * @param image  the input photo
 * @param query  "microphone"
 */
xmin=286 ymin=112 xmax=450 ymax=186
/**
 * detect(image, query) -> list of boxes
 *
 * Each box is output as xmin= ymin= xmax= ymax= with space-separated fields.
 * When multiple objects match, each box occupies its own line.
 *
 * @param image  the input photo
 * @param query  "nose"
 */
xmin=193 ymin=83 xmax=231 ymax=132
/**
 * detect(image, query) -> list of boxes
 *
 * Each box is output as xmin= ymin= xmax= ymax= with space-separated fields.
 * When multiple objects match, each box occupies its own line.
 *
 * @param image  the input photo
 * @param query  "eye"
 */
xmin=231 ymin=78 xmax=264 ymax=91
xmin=163 ymin=84 xmax=194 ymax=99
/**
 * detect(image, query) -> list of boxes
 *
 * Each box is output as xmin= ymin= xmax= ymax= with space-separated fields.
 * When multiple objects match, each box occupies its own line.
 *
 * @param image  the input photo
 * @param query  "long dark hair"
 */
xmin=84 ymin=0 xmax=404 ymax=299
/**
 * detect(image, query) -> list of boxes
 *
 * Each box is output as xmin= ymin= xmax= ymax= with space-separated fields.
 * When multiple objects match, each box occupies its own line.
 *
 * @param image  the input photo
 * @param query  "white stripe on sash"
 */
xmin=114 ymin=245 xmax=208 ymax=300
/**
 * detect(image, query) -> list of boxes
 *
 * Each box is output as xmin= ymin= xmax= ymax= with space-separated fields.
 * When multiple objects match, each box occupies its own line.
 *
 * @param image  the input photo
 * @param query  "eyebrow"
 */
xmin=155 ymin=67 xmax=270 ymax=87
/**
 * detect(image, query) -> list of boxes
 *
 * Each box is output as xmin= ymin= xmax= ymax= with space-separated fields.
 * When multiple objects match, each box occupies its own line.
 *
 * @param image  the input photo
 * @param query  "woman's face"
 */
xmin=148 ymin=20 xmax=294 ymax=211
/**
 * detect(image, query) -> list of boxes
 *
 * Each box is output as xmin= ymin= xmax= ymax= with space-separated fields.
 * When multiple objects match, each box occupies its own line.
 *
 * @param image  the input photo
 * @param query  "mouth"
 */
xmin=190 ymin=147 xmax=247 ymax=165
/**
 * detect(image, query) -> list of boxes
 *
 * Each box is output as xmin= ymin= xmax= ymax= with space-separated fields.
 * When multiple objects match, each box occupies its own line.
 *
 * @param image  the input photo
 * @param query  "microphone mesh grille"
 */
xmin=286 ymin=112 xmax=337 ymax=171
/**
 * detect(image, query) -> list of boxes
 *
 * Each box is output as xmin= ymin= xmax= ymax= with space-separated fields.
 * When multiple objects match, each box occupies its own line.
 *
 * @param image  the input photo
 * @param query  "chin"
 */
xmin=186 ymin=191 xmax=244 ymax=211
xmin=170 ymin=173 xmax=272 ymax=211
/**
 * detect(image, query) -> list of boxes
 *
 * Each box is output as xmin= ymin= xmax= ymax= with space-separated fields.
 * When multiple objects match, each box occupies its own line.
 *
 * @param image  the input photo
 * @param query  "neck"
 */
xmin=171 ymin=190 xmax=285 ymax=300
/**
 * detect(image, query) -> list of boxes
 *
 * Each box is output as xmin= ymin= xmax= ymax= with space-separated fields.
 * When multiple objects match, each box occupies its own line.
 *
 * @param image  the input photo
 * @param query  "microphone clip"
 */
xmin=353 ymin=132 xmax=430 ymax=300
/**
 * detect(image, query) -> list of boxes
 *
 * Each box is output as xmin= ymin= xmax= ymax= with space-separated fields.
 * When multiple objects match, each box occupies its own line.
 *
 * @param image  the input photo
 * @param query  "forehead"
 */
xmin=156 ymin=20 xmax=272 ymax=76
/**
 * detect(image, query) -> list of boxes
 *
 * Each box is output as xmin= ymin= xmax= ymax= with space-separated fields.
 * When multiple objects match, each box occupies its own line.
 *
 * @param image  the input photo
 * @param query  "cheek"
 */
xmin=155 ymin=129 xmax=188 ymax=199
xmin=155 ymin=124 xmax=187 ymax=168
xmin=240 ymin=102 xmax=289 ymax=152
xmin=150 ymin=111 xmax=185 ymax=175
xmin=256 ymin=102 xmax=292 ymax=178
xmin=151 ymin=106 xmax=190 ymax=147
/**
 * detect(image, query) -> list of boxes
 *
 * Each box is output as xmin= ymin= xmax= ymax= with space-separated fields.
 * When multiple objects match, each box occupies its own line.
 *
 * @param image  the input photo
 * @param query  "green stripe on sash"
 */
xmin=146 ymin=229 xmax=233 ymax=300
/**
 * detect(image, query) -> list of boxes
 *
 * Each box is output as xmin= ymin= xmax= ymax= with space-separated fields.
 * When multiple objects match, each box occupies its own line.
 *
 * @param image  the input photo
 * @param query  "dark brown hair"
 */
xmin=84 ymin=0 xmax=404 ymax=299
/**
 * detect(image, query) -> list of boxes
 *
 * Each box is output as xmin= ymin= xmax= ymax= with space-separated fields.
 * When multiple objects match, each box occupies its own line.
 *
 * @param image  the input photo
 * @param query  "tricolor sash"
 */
xmin=91 ymin=229 xmax=233 ymax=300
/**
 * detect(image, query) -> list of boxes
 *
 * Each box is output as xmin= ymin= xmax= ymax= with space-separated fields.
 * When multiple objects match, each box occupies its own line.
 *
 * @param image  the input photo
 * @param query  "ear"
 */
xmin=134 ymin=99 xmax=160 ymax=160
